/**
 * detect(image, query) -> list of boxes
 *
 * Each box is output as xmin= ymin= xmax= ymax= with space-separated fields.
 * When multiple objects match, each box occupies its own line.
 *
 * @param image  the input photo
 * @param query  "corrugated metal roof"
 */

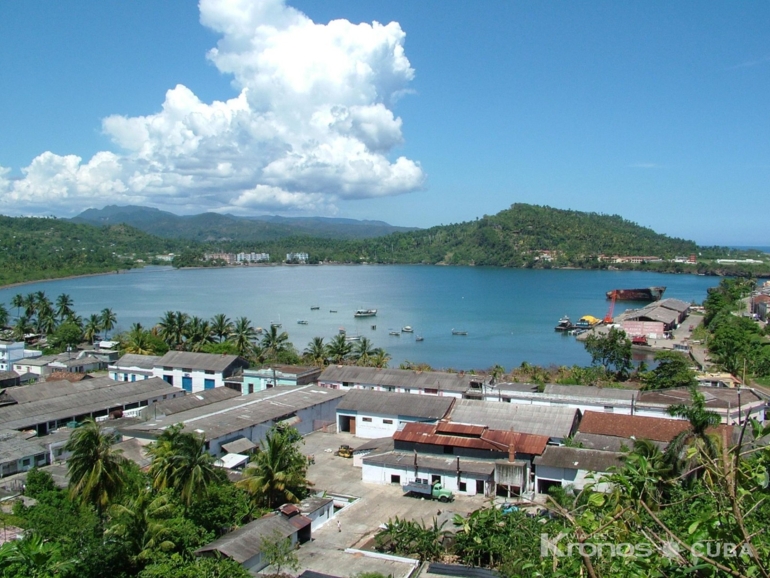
xmin=336 ymin=389 xmax=454 ymax=420
xmin=394 ymin=422 xmax=549 ymax=455
xmin=319 ymin=365 xmax=474 ymax=392
xmin=362 ymin=451 xmax=496 ymax=476
xmin=577 ymin=411 xmax=733 ymax=444
xmin=221 ymin=437 xmax=257 ymax=454
xmin=195 ymin=512 xmax=307 ymax=562
xmin=449 ymin=399 xmax=579 ymax=439
xmin=0 ymin=377 xmax=180 ymax=431
xmin=542 ymin=385 xmax=638 ymax=401
xmin=153 ymin=387 xmax=241 ymax=415
xmin=155 ymin=351 xmax=243 ymax=373
xmin=534 ymin=446 xmax=624 ymax=472
xmin=112 ymin=354 xmax=161 ymax=370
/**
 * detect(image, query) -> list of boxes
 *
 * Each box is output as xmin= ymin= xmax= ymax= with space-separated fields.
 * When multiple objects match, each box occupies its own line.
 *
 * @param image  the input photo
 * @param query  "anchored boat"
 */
xmin=354 ymin=308 xmax=377 ymax=318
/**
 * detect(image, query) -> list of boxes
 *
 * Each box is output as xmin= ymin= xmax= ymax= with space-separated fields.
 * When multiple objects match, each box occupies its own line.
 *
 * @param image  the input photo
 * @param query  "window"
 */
xmin=604 ymin=406 xmax=614 ymax=413
xmin=362 ymin=417 xmax=372 ymax=422
xmin=22 ymin=458 xmax=30 ymax=467
xmin=383 ymin=419 xmax=393 ymax=424
xmin=390 ymin=474 xmax=401 ymax=484
xmin=163 ymin=366 xmax=172 ymax=371
xmin=248 ymin=383 xmax=254 ymax=394
xmin=424 ymin=388 xmax=438 ymax=395
xmin=459 ymin=481 xmax=467 ymax=492
xmin=163 ymin=375 xmax=174 ymax=386
xmin=205 ymin=370 xmax=215 ymax=375
xmin=404 ymin=388 xmax=411 ymax=393
xmin=182 ymin=368 xmax=192 ymax=373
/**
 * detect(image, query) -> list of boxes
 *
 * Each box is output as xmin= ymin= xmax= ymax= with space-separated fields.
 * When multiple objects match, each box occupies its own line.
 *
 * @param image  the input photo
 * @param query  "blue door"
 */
xmin=204 ymin=379 xmax=215 ymax=390
xmin=182 ymin=376 xmax=192 ymax=392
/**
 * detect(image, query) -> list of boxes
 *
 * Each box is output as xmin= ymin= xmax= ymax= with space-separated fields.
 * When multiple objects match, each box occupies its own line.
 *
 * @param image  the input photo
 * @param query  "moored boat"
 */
xmin=402 ymin=326 xmax=413 ymax=333
xmin=297 ymin=320 xmax=309 ymax=325
xmin=389 ymin=330 xmax=401 ymax=336
xmin=415 ymin=335 xmax=424 ymax=342
xmin=354 ymin=308 xmax=377 ymax=317
xmin=554 ymin=315 xmax=573 ymax=332
xmin=310 ymin=306 xmax=320 ymax=310
xmin=451 ymin=329 xmax=468 ymax=336
xmin=605 ymin=287 xmax=666 ymax=301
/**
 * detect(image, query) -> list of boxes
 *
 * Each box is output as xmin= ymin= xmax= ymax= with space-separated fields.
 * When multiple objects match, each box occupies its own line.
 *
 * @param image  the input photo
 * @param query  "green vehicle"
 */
xmin=402 ymin=480 xmax=454 ymax=502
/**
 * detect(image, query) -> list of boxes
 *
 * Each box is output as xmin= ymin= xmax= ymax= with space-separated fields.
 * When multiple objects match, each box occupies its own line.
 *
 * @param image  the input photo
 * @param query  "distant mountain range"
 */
xmin=70 ymin=205 xmax=416 ymax=242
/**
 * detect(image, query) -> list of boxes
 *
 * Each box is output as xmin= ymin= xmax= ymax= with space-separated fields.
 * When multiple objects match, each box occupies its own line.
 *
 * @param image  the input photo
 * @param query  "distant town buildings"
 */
xmin=203 ymin=252 xmax=270 ymax=264
xmin=286 ymin=252 xmax=309 ymax=263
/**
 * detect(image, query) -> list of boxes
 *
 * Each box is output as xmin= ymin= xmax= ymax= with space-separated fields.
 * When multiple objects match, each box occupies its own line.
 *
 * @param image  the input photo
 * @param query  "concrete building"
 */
xmin=240 ymin=365 xmax=323 ymax=394
xmin=319 ymin=365 xmax=480 ymax=398
xmin=122 ymin=385 xmax=346 ymax=456
xmin=109 ymin=352 xmax=248 ymax=393
xmin=0 ymin=341 xmax=26 ymax=372
xmin=0 ymin=376 xmax=182 ymax=435
xmin=336 ymin=390 xmax=455 ymax=438
xmin=533 ymin=446 xmax=624 ymax=493
xmin=298 ymin=495 xmax=335 ymax=531
xmin=196 ymin=510 xmax=311 ymax=573
xmin=0 ymin=429 xmax=49 ymax=478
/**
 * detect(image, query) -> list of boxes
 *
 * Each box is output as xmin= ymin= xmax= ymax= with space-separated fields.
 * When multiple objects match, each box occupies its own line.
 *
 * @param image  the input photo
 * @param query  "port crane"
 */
xmin=604 ymin=290 xmax=617 ymax=324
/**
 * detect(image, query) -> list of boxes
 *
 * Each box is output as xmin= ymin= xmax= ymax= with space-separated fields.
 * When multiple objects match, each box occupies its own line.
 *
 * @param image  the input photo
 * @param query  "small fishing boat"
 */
xmin=354 ymin=308 xmax=377 ymax=318
xmin=345 ymin=334 xmax=362 ymax=342
xmin=270 ymin=322 xmax=282 ymax=329
xmin=297 ymin=320 xmax=309 ymax=325
xmin=310 ymin=306 xmax=320 ymax=310
xmin=389 ymin=330 xmax=401 ymax=336
xmin=402 ymin=326 xmax=413 ymax=333
xmin=339 ymin=327 xmax=346 ymax=334
xmin=451 ymin=329 xmax=468 ymax=336
xmin=554 ymin=315 xmax=573 ymax=332
xmin=330 ymin=310 xmax=337 ymax=313
xmin=415 ymin=335 xmax=424 ymax=342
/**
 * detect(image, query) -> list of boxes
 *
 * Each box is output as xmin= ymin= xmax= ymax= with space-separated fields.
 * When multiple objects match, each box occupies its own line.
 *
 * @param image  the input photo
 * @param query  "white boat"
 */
xmin=345 ymin=334 xmax=362 ymax=342
xmin=401 ymin=326 xmax=413 ymax=333
xmin=389 ymin=330 xmax=401 ymax=336
xmin=415 ymin=335 xmax=424 ymax=342
xmin=354 ymin=309 xmax=377 ymax=318
xmin=297 ymin=320 xmax=309 ymax=325
xmin=451 ymin=329 xmax=468 ymax=336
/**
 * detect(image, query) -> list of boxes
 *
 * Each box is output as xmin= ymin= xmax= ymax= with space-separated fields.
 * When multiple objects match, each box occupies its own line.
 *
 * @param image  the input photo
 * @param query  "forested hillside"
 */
xmin=0 ymin=217 xmax=190 ymax=286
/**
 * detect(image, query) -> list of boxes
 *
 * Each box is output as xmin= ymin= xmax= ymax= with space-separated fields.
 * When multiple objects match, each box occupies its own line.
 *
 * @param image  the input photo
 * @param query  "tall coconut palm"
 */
xmin=238 ymin=426 xmax=310 ymax=508
xmin=230 ymin=316 xmax=257 ymax=357
xmin=84 ymin=314 xmax=101 ymax=344
xmin=12 ymin=315 xmax=31 ymax=341
xmin=325 ymin=334 xmax=352 ymax=365
xmin=303 ymin=337 xmax=327 ymax=367
xmin=148 ymin=425 xmax=219 ymax=508
xmin=184 ymin=316 xmax=213 ymax=352
xmin=36 ymin=311 xmax=57 ymax=336
xmin=210 ymin=313 xmax=233 ymax=343
xmin=100 ymin=308 xmax=117 ymax=339
xmin=107 ymin=490 xmax=176 ymax=563
xmin=124 ymin=324 xmax=154 ymax=355
xmin=0 ymin=303 xmax=8 ymax=329
xmin=664 ymin=385 xmax=722 ymax=481
xmin=370 ymin=349 xmax=391 ymax=369
xmin=11 ymin=293 xmax=24 ymax=320
xmin=352 ymin=337 xmax=376 ymax=366
xmin=260 ymin=325 xmax=290 ymax=361
xmin=23 ymin=293 xmax=37 ymax=318
xmin=55 ymin=293 xmax=74 ymax=321
xmin=64 ymin=419 xmax=126 ymax=516
xmin=157 ymin=310 xmax=188 ymax=349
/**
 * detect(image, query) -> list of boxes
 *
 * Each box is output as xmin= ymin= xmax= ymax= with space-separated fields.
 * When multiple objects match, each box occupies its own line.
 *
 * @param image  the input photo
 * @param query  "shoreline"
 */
xmin=0 ymin=268 xmax=133 ymax=291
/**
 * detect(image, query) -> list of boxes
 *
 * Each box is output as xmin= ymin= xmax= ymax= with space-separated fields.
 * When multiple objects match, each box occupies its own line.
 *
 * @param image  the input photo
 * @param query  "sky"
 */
xmin=0 ymin=1 xmax=768 ymax=245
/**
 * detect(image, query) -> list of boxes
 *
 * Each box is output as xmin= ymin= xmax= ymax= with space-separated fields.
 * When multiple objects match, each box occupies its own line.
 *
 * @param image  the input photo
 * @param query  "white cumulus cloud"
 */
xmin=0 ymin=0 xmax=424 ymax=216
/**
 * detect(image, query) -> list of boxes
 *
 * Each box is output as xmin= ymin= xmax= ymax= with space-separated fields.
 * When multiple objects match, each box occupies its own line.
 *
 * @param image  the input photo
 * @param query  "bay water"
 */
xmin=0 ymin=266 xmax=719 ymax=371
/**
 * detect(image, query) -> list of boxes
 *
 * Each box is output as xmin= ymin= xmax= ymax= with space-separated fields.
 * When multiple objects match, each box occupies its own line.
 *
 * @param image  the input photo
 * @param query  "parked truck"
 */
xmin=402 ymin=480 xmax=454 ymax=502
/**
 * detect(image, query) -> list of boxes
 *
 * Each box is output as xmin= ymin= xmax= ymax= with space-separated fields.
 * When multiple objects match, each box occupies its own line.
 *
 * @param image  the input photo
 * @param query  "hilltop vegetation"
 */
xmin=0 ymin=216 xmax=191 ymax=286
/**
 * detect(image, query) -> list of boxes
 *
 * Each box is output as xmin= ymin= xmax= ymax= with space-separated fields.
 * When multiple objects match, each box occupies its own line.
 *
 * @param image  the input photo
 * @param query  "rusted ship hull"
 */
xmin=606 ymin=287 xmax=666 ymax=301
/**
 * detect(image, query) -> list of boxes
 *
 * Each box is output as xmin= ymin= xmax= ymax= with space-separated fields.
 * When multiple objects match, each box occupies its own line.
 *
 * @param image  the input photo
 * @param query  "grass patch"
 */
xmin=752 ymin=376 xmax=770 ymax=387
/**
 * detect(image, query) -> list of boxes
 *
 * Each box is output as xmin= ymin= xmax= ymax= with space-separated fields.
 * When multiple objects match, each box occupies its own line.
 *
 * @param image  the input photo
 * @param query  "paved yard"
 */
xmin=262 ymin=430 xmax=488 ymax=577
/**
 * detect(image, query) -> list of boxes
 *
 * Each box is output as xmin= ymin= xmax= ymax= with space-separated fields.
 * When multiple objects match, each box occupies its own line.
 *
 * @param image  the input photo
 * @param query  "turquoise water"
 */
xmin=0 ymin=266 xmax=719 ymax=371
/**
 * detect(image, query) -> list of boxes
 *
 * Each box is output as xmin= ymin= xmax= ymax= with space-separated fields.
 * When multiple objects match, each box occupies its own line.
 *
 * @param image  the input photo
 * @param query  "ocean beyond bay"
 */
xmin=0 ymin=265 xmax=720 ymax=371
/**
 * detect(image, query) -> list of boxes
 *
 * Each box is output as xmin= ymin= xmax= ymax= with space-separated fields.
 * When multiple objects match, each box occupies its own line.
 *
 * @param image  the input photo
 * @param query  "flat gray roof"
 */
xmin=542 ymin=384 xmax=638 ymax=402
xmin=221 ymin=437 xmax=257 ymax=454
xmin=196 ymin=513 xmax=302 ymax=562
xmin=155 ymin=351 xmax=243 ymax=373
xmin=336 ymin=389 xmax=454 ymax=420
xmin=0 ymin=429 xmax=47 ymax=464
xmin=319 ymin=366 xmax=474 ymax=393
xmin=449 ymin=399 xmax=579 ymax=439
xmin=0 ymin=377 xmax=180 ymax=431
xmin=362 ymin=450 xmax=496 ymax=476
xmin=112 ymin=354 xmax=161 ymax=370
xmin=534 ymin=446 xmax=623 ymax=473
xmin=152 ymin=387 xmax=241 ymax=416
xmin=123 ymin=385 xmax=346 ymax=442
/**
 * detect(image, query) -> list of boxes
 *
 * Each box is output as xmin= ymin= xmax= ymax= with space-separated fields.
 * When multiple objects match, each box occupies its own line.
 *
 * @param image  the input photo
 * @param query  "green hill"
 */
xmin=0 ymin=216 xmax=192 ymax=286
xmin=71 ymin=205 xmax=415 ymax=242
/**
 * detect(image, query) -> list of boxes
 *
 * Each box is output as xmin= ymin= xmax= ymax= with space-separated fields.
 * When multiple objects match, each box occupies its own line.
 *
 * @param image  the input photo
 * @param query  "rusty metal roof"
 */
xmin=578 ymin=410 xmax=732 ymax=443
xmin=394 ymin=422 xmax=548 ymax=455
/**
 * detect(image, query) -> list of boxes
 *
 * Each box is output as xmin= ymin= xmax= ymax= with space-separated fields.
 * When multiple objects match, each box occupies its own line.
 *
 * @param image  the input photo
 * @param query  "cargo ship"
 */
xmin=605 ymin=287 xmax=666 ymax=301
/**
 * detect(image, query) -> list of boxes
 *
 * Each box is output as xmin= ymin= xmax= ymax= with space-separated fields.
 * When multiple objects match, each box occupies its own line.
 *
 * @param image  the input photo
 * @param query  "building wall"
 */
xmin=336 ymin=411 xmax=407 ymax=439
xmin=361 ymin=461 xmax=491 ymax=496
xmin=153 ymin=367 xmax=226 ymax=393
xmin=534 ymin=465 xmax=611 ymax=493
xmin=0 ymin=342 xmax=26 ymax=371
xmin=306 ymin=502 xmax=334 ymax=531
xmin=319 ymin=380 xmax=465 ymax=398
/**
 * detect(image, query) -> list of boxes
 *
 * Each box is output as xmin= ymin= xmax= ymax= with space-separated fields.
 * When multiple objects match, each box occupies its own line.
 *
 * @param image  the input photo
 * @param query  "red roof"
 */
xmin=578 ymin=411 xmax=732 ymax=443
xmin=394 ymin=422 xmax=549 ymax=456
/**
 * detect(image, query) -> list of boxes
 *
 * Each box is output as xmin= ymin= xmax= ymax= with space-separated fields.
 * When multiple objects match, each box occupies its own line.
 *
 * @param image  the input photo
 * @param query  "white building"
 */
xmin=533 ymin=446 xmax=623 ymax=494
xmin=1 ymin=341 xmax=42 ymax=372
xmin=319 ymin=365 xmax=479 ymax=399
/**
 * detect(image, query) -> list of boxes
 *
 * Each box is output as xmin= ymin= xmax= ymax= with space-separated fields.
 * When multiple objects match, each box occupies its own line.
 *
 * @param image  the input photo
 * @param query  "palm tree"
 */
xmin=664 ymin=385 xmax=722 ymax=480
xmin=237 ymin=426 xmax=310 ymax=508
xmin=124 ymin=324 xmax=154 ymax=355
xmin=353 ymin=337 xmax=377 ymax=366
xmin=35 ymin=300 xmax=56 ymax=335
xmin=108 ymin=490 xmax=176 ymax=563
xmin=211 ymin=313 xmax=233 ymax=343
xmin=55 ymin=293 xmax=74 ymax=320
xmin=230 ymin=316 xmax=257 ymax=357
xmin=370 ymin=349 xmax=391 ymax=369
xmin=147 ymin=425 xmax=219 ymax=508
xmin=157 ymin=310 xmax=188 ymax=349
xmin=184 ymin=316 xmax=213 ymax=352
xmin=84 ymin=313 xmax=101 ymax=344
xmin=0 ymin=534 xmax=75 ymax=578
xmin=303 ymin=337 xmax=327 ymax=366
xmin=260 ymin=325 xmax=290 ymax=361
xmin=64 ymin=419 xmax=126 ymax=516
xmin=490 ymin=364 xmax=505 ymax=384
xmin=22 ymin=293 xmax=37 ymax=318
xmin=11 ymin=293 xmax=24 ymax=320
xmin=325 ymin=334 xmax=352 ymax=364
xmin=0 ymin=303 xmax=9 ymax=329
xmin=12 ymin=315 xmax=31 ymax=341
xmin=100 ymin=308 xmax=117 ymax=339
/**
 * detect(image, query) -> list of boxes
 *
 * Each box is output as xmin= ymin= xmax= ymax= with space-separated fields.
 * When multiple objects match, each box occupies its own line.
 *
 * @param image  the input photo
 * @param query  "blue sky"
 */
xmin=0 ymin=1 xmax=768 ymax=245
